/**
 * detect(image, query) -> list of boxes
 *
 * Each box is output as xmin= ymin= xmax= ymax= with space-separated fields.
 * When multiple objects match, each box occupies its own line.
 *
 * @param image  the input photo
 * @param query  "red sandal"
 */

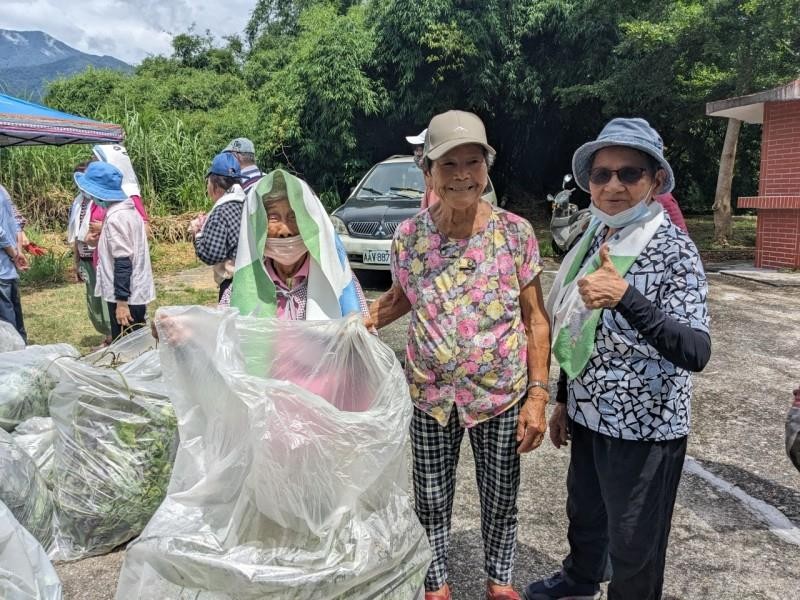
xmin=425 ymin=583 xmax=451 ymax=600
xmin=486 ymin=583 xmax=521 ymax=600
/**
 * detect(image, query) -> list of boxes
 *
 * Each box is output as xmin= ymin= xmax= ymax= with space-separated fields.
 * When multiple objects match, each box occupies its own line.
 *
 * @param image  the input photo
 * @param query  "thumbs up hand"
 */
xmin=577 ymin=244 xmax=629 ymax=309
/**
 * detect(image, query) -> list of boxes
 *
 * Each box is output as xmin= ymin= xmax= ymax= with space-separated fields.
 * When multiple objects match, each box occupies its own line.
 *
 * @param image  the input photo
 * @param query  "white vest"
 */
xmin=95 ymin=200 xmax=156 ymax=305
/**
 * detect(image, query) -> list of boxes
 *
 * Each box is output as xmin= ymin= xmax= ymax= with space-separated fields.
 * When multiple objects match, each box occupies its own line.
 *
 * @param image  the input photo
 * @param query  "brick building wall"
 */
xmin=740 ymin=101 xmax=800 ymax=269
xmin=759 ymin=102 xmax=800 ymax=196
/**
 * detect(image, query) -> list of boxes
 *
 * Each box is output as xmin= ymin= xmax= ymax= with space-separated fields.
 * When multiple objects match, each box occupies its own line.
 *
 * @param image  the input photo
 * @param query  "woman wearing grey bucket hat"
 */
xmin=369 ymin=110 xmax=552 ymax=600
xmin=523 ymin=118 xmax=711 ymax=600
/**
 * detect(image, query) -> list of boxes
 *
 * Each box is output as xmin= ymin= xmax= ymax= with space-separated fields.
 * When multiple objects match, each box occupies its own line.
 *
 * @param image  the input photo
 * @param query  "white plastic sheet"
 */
xmin=48 ymin=358 xmax=177 ymax=560
xmin=0 ymin=499 xmax=62 ymax=600
xmin=12 ymin=417 xmax=56 ymax=482
xmin=0 ymin=344 xmax=78 ymax=431
xmin=0 ymin=320 xmax=25 ymax=352
xmin=0 ymin=428 xmax=56 ymax=550
xmin=116 ymin=306 xmax=430 ymax=599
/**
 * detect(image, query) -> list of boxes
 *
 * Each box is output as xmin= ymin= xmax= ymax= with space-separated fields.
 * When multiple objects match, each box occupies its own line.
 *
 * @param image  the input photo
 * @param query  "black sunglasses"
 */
xmin=588 ymin=166 xmax=650 ymax=186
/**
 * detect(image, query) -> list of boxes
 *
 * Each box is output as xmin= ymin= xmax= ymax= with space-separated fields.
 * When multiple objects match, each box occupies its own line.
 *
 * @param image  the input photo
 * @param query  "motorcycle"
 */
xmin=548 ymin=174 xmax=591 ymax=255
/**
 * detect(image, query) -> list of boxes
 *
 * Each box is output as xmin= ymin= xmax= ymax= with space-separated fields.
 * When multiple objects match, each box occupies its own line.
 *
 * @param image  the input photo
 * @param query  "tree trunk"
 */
xmin=713 ymin=118 xmax=741 ymax=246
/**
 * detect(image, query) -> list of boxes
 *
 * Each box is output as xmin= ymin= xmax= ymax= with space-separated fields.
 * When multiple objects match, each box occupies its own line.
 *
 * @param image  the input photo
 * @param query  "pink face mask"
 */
xmin=264 ymin=235 xmax=308 ymax=266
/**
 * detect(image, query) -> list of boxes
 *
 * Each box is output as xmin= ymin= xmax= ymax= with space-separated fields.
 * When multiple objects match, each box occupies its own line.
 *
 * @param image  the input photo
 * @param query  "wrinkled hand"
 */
xmin=516 ymin=391 xmax=548 ymax=453
xmin=115 ymin=302 xmax=133 ymax=328
xmin=85 ymin=221 xmax=103 ymax=246
xmin=549 ymin=403 xmax=570 ymax=449
xmin=153 ymin=314 xmax=191 ymax=346
xmin=188 ymin=213 xmax=207 ymax=236
xmin=13 ymin=252 xmax=29 ymax=272
xmin=577 ymin=244 xmax=628 ymax=309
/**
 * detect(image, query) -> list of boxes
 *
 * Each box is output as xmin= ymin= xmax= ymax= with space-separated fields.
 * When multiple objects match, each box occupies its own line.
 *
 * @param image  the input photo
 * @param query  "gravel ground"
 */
xmin=52 ymin=263 xmax=800 ymax=599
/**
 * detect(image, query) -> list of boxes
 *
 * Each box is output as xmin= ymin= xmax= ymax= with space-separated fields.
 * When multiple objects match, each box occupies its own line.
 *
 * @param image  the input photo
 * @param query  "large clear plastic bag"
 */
xmin=0 ymin=428 xmax=56 ymax=550
xmin=0 ymin=344 xmax=78 ymax=431
xmin=116 ymin=306 xmax=431 ymax=599
xmin=0 ymin=499 xmax=62 ymax=600
xmin=48 ymin=358 xmax=178 ymax=560
xmin=787 ymin=404 xmax=800 ymax=472
xmin=0 ymin=320 xmax=25 ymax=352
xmin=12 ymin=417 xmax=56 ymax=483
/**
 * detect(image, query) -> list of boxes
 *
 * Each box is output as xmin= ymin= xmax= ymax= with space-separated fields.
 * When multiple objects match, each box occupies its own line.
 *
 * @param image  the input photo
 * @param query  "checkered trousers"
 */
xmin=411 ymin=403 xmax=521 ymax=591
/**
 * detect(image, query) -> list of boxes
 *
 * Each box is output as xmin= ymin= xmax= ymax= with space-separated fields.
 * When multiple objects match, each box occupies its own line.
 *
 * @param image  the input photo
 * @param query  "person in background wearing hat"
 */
xmin=523 ymin=118 xmax=710 ymax=600
xmin=0 ymin=181 xmax=29 ymax=342
xmin=223 ymin=137 xmax=263 ymax=191
xmin=190 ymin=152 xmax=247 ymax=301
xmin=76 ymin=161 xmax=155 ymax=341
xmin=68 ymin=160 xmax=113 ymax=344
xmin=654 ymin=191 xmax=688 ymax=233
xmin=370 ymin=110 xmax=551 ymax=600
xmin=406 ymin=128 xmax=441 ymax=211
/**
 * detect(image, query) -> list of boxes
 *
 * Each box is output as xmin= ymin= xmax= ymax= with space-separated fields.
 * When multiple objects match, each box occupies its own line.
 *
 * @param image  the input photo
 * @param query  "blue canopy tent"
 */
xmin=0 ymin=93 xmax=123 ymax=147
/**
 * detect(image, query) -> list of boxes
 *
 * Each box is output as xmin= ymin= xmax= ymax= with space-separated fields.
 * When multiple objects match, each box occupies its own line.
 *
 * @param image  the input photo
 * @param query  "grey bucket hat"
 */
xmin=571 ymin=117 xmax=674 ymax=194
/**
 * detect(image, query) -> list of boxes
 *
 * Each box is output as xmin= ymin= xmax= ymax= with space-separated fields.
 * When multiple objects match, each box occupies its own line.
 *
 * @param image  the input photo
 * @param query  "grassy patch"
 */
xmin=21 ymin=281 xmax=216 ymax=353
xmin=148 ymin=241 xmax=202 ymax=276
xmin=17 ymin=235 xmax=211 ymax=353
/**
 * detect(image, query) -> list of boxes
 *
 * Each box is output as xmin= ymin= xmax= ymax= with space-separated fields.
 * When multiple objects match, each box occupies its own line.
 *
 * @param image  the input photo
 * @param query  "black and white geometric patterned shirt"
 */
xmin=567 ymin=217 xmax=710 ymax=441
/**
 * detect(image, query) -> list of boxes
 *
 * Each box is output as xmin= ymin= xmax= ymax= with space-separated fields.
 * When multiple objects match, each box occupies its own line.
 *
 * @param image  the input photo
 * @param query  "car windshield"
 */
xmin=355 ymin=162 xmax=425 ymax=199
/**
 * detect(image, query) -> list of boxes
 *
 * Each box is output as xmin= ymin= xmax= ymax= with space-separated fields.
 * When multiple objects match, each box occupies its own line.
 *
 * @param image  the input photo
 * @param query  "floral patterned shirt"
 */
xmin=391 ymin=206 xmax=543 ymax=428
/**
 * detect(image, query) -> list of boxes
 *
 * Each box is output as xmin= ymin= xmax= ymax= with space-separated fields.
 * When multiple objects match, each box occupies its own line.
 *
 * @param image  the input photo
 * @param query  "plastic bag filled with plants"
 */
xmin=12 ymin=416 xmax=57 ymax=483
xmin=82 ymin=326 xmax=162 ymax=381
xmin=0 ymin=320 xmax=25 ymax=352
xmin=0 ymin=499 xmax=62 ymax=600
xmin=116 ymin=306 xmax=431 ymax=600
xmin=48 ymin=358 xmax=178 ymax=561
xmin=81 ymin=326 xmax=156 ymax=368
xmin=0 ymin=343 xmax=78 ymax=431
xmin=0 ymin=428 xmax=57 ymax=550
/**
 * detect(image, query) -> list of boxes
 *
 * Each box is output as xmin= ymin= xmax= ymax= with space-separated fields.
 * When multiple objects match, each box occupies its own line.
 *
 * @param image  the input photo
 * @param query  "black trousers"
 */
xmin=107 ymin=302 xmax=147 ymax=341
xmin=218 ymin=277 xmax=232 ymax=302
xmin=0 ymin=277 xmax=26 ymax=343
xmin=562 ymin=420 xmax=687 ymax=600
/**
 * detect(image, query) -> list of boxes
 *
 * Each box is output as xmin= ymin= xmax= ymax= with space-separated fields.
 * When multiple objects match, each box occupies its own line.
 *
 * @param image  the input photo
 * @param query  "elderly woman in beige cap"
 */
xmin=368 ymin=110 xmax=551 ymax=600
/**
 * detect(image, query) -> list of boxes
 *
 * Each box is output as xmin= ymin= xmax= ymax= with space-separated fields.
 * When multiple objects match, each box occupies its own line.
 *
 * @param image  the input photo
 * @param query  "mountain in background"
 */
xmin=0 ymin=29 xmax=132 ymax=100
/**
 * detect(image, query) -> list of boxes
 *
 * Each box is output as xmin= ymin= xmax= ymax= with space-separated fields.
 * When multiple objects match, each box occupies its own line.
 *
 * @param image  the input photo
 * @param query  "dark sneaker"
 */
xmin=522 ymin=571 xmax=601 ymax=600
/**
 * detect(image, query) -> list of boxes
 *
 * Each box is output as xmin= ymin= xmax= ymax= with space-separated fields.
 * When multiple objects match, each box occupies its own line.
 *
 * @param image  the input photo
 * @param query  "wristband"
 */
xmin=526 ymin=380 xmax=549 ymax=394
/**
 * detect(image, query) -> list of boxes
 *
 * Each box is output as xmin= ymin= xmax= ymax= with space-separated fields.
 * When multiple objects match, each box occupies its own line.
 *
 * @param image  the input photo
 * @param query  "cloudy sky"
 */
xmin=0 ymin=0 xmax=257 ymax=64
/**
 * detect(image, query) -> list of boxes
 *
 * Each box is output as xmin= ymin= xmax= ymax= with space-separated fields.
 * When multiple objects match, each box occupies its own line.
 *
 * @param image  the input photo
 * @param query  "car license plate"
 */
xmin=363 ymin=249 xmax=390 ymax=264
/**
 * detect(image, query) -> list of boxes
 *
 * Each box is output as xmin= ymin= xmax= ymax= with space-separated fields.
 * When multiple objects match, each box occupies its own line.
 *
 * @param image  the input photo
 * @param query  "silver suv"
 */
xmin=331 ymin=155 xmax=497 ymax=270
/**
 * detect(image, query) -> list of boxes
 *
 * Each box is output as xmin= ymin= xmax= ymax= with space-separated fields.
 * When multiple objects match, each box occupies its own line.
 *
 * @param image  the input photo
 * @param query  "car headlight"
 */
xmin=331 ymin=216 xmax=349 ymax=236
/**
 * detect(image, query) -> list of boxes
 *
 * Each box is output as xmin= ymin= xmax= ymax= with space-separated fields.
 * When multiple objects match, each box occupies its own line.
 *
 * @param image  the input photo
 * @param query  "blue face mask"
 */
xmin=589 ymin=184 xmax=654 ymax=229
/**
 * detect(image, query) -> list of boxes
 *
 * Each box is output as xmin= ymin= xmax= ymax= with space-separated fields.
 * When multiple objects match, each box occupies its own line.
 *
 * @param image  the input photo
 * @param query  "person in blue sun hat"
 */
xmin=190 ymin=152 xmax=246 ymax=301
xmin=75 ymin=161 xmax=155 ymax=340
xmin=524 ymin=117 xmax=710 ymax=600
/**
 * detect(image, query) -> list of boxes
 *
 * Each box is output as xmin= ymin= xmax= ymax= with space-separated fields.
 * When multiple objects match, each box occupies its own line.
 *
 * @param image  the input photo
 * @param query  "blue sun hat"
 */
xmin=571 ymin=117 xmax=675 ymax=194
xmin=73 ymin=161 xmax=128 ymax=201
xmin=207 ymin=152 xmax=242 ymax=178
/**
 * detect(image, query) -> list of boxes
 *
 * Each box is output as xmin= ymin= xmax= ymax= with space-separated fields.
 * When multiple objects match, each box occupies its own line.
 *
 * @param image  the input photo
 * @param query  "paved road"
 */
xmin=358 ymin=267 xmax=800 ymax=600
xmin=56 ymin=267 xmax=800 ymax=599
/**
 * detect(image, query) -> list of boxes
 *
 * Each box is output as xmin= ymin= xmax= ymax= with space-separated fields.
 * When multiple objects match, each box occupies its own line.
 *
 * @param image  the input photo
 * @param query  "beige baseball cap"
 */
xmin=423 ymin=110 xmax=496 ymax=161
